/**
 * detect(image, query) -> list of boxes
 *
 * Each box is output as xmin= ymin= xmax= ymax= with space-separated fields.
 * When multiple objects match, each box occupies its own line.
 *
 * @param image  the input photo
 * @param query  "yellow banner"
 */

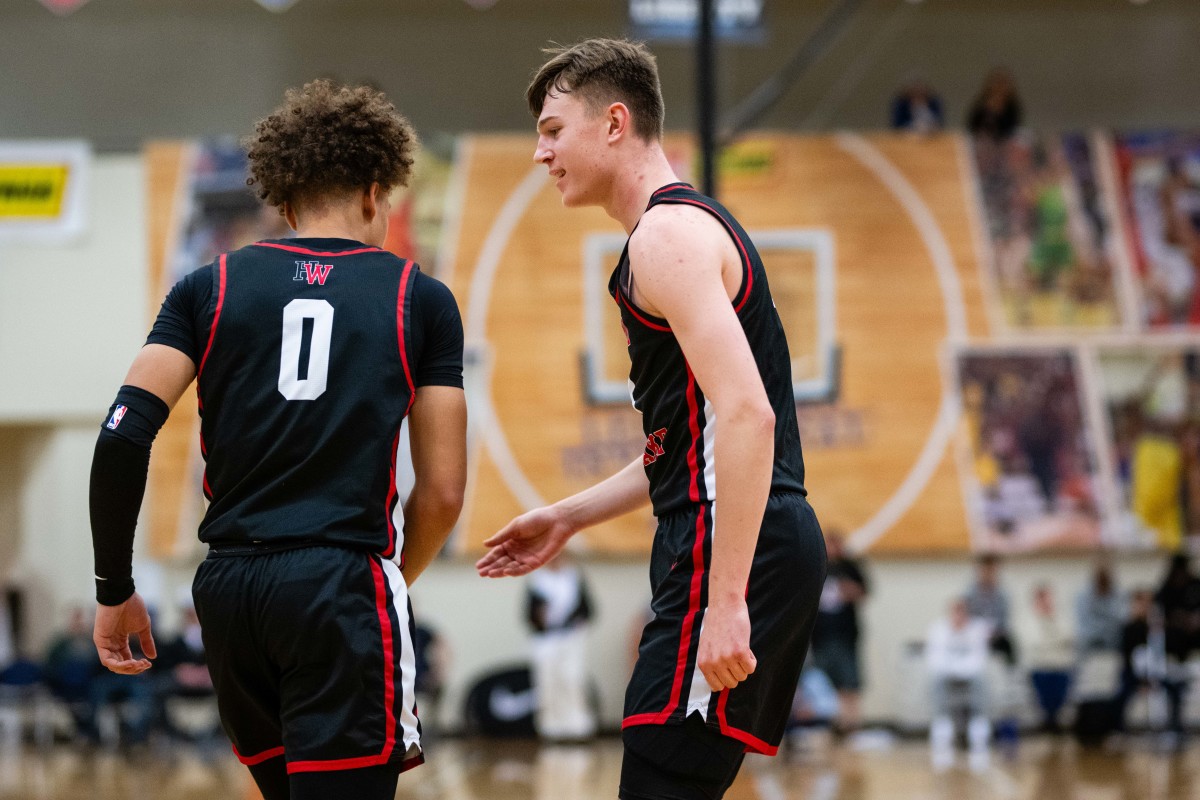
xmin=0 ymin=164 xmax=70 ymax=218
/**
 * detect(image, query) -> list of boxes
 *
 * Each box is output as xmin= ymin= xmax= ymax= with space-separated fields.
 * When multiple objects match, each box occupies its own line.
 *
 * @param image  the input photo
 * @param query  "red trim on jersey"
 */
xmin=198 ymin=254 xmax=227 ymax=378
xmin=651 ymin=181 xmax=691 ymax=199
xmin=685 ymin=366 xmax=702 ymax=504
xmin=396 ymin=260 xmax=417 ymax=414
xmin=289 ymin=751 xmax=424 ymax=775
xmin=384 ymin=430 xmax=401 ymax=559
xmin=252 ymin=241 xmax=383 ymax=257
xmin=623 ymin=504 xmax=709 ymax=729
xmin=232 ymin=744 xmax=284 ymax=765
xmin=665 ymin=197 xmax=754 ymax=313
xmin=288 ymin=557 xmax=399 ymax=773
xmin=617 ymin=290 xmax=672 ymax=332
xmin=715 ymin=690 xmax=777 ymax=754
xmin=372 ymin=556 xmax=398 ymax=764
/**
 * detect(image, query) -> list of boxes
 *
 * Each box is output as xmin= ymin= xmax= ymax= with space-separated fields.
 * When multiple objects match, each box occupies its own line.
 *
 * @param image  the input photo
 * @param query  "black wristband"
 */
xmin=96 ymin=576 xmax=136 ymax=607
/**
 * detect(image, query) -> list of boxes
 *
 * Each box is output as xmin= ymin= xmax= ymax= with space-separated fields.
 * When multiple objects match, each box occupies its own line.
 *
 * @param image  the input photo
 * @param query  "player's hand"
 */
xmin=476 ymin=506 xmax=573 ymax=578
xmin=93 ymin=592 xmax=156 ymax=675
xmin=696 ymin=598 xmax=756 ymax=692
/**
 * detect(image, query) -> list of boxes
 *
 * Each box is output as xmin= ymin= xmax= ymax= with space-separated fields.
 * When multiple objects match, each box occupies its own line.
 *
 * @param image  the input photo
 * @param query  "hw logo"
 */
xmin=643 ymin=428 xmax=667 ymax=466
xmin=293 ymin=260 xmax=334 ymax=285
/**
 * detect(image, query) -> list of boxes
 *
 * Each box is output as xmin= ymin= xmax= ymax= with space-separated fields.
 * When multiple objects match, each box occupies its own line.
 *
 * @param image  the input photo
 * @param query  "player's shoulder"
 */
xmin=168 ymin=261 xmax=216 ymax=296
xmin=410 ymin=267 xmax=451 ymax=293
xmin=635 ymin=202 xmax=726 ymax=246
xmin=630 ymin=203 xmax=727 ymax=265
xmin=410 ymin=268 xmax=461 ymax=313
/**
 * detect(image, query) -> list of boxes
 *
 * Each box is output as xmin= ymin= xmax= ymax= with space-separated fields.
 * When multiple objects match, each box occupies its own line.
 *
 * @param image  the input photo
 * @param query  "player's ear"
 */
xmin=606 ymin=102 xmax=631 ymax=142
xmin=282 ymin=202 xmax=299 ymax=232
xmin=362 ymin=182 xmax=382 ymax=222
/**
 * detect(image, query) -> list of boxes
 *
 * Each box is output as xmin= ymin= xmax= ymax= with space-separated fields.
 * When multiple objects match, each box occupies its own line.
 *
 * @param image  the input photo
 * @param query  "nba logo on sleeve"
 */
xmin=106 ymin=405 xmax=128 ymax=430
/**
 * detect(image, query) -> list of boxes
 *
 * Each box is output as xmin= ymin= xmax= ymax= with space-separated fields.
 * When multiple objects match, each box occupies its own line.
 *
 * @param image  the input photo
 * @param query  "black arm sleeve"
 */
xmin=90 ymin=386 xmax=170 ymax=606
xmin=145 ymin=264 xmax=214 ymax=367
xmin=410 ymin=272 xmax=464 ymax=389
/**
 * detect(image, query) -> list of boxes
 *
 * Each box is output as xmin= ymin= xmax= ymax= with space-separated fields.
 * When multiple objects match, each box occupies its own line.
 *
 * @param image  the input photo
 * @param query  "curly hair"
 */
xmin=526 ymin=38 xmax=663 ymax=142
xmin=245 ymin=80 xmax=417 ymax=210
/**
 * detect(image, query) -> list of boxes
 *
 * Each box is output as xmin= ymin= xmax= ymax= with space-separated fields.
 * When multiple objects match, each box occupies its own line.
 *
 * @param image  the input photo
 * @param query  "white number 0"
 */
xmin=278 ymin=299 xmax=334 ymax=401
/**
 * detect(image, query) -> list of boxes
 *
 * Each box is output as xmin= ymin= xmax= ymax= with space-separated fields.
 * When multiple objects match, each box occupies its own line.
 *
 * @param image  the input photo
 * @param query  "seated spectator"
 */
xmin=526 ymin=553 xmax=595 ymax=741
xmin=1026 ymin=584 xmax=1074 ymax=732
xmin=1075 ymin=556 xmax=1126 ymax=654
xmin=890 ymin=77 xmax=944 ymax=134
xmin=965 ymin=553 xmax=1018 ymax=666
xmin=155 ymin=600 xmax=215 ymax=741
xmin=927 ymin=598 xmax=992 ymax=769
xmin=1113 ymin=588 xmax=1189 ymax=745
xmin=88 ymin=626 xmax=157 ymax=749
xmin=411 ymin=613 xmax=448 ymax=738
xmin=1155 ymin=552 xmax=1200 ymax=657
xmin=42 ymin=605 xmax=101 ymax=742
xmin=809 ymin=530 xmax=869 ymax=734
xmin=966 ymin=67 xmax=1023 ymax=142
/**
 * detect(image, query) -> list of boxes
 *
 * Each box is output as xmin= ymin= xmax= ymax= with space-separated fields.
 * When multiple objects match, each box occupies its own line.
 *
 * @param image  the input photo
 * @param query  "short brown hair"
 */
xmin=245 ymin=80 xmax=417 ymax=209
xmin=526 ymin=38 xmax=664 ymax=142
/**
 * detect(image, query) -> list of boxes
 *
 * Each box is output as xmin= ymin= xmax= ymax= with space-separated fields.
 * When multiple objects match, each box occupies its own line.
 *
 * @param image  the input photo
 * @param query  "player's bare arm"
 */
xmin=92 ymin=343 xmax=195 ymax=674
xmin=400 ymin=385 xmax=467 ymax=585
xmin=476 ymin=455 xmax=650 ymax=578
xmin=629 ymin=204 xmax=775 ymax=692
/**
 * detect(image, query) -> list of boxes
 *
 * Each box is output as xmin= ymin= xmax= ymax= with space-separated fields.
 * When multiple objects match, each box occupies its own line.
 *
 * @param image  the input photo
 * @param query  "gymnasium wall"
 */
xmin=1 ymin=138 xmax=1194 ymax=726
xmin=3 ymin=1 xmax=1200 ymax=147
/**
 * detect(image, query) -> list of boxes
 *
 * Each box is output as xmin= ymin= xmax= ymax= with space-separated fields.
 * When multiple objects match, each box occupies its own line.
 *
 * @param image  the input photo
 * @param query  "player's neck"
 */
xmin=605 ymin=147 xmax=680 ymax=234
xmin=291 ymin=205 xmax=376 ymax=246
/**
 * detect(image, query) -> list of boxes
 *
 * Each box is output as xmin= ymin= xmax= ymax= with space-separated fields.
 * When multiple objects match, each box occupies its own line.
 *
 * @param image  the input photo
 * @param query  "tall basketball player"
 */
xmin=476 ymin=39 xmax=827 ymax=800
xmin=89 ymin=81 xmax=467 ymax=800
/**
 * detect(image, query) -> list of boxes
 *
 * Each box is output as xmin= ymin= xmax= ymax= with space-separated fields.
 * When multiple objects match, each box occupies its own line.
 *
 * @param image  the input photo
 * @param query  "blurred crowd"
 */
xmin=788 ymin=545 xmax=1200 ymax=771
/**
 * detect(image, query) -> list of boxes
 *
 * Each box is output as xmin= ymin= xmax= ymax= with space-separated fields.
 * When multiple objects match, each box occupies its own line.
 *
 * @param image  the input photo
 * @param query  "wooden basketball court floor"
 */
xmin=1 ymin=735 xmax=1196 ymax=799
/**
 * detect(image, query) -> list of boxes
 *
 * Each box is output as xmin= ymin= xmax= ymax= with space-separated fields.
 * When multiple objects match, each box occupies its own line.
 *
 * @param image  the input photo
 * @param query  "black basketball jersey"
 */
xmin=192 ymin=239 xmax=426 ymax=558
xmin=608 ymin=183 xmax=806 ymax=516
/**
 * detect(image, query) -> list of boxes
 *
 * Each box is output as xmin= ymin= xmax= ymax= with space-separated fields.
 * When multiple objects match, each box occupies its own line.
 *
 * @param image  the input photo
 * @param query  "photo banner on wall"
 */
xmin=0 ymin=140 xmax=90 ymax=242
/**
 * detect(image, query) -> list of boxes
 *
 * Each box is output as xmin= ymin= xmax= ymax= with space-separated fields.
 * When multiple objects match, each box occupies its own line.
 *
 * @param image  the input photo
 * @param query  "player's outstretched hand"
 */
xmin=696 ymin=598 xmax=756 ymax=692
xmin=476 ymin=506 xmax=573 ymax=578
xmin=93 ymin=592 xmax=157 ymax=675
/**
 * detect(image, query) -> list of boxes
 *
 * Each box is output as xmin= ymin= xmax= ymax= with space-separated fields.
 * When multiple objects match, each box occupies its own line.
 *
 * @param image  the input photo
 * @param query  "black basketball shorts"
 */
xmin=623 ymin=492 xmax=826 ymax=754
xmin=192 ymin=546 xmax=424 ymax=774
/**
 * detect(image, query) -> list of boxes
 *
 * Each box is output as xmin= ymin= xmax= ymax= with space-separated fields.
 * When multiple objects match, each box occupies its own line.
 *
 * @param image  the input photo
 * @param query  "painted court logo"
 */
xmin=106 ymin=405 xmax=127 ymax=430
xmin=292 ymin=260 xmax=334 ymax=286
xmin=643 ymin=428 xmax=667 ymax=466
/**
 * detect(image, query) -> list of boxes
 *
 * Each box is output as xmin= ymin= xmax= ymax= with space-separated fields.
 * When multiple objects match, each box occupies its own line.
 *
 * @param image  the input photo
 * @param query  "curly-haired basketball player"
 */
xmin=477 ymin=39 xmax=827 ymax=800
xmin=90 ymin=80 xmax=466 ymax=800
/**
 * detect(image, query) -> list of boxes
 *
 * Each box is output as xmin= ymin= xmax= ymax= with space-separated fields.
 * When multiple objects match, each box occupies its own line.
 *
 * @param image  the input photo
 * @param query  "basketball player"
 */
xmin=477 ymin=39 xmax=827 ymax=799
xmin=89 ymin=81 xmax=466 ymax=800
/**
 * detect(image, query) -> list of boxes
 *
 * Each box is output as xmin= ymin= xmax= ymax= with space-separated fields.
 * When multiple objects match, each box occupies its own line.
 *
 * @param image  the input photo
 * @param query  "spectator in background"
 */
xmin=411 ymin=615 xmax=449 ymax=738
xmin=1113 ymin=588 xmax=1189 ymax=745
xmin=890 ymin=76 xmax=944 ymax=134
xmin=809 ymin=530 xmax=869 ymax=735
xmin=926 ymin=597 xmax=992 ymax=770
xmin=0 ymin=588 xmax=14 ymax=672
xmin=1025 ymin=584 xmax=1074 ymax=732
xmin=1155 ymin=552 xmax=1200 ymax=655
xmin=967 ymin=68 xmax=1023 ymax=142
xmin=965 ymin=554 xmax=1017 ymax=666
xmin=1075 ymin=557 xmax=1126 ymax=654
xmin=43 ymin=605 xmax=100 ymax=742
xmin=526 ymin=552 xmax=595 ymax=742
xmin=155 ymin=599 xmax=214 ymax=741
